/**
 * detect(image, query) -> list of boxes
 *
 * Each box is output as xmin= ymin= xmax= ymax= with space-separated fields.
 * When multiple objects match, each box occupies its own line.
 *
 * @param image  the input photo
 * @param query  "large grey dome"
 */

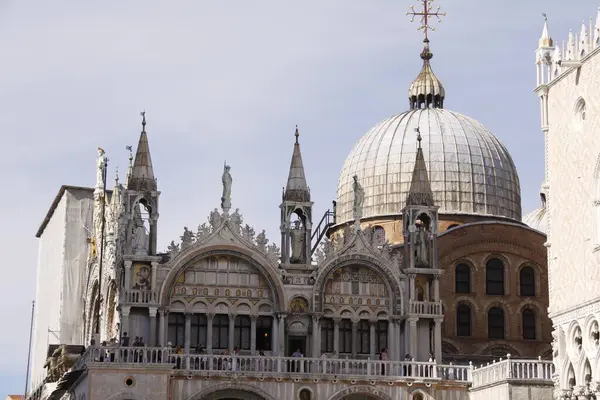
xmin=336 ymin=108 xmax=521 ymax=223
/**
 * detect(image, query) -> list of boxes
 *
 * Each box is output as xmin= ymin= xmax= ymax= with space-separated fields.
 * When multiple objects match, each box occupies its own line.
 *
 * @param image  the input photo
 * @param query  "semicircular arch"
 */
xmin=160 ymin=244 xmax=286 ymax=312
xmin=188 ymin=383 xmax=277 ymax=400
xmin=328 ymin=385 xmax=392 ymax=400
xmin=314 ymin=253 xmax=403 ymax=314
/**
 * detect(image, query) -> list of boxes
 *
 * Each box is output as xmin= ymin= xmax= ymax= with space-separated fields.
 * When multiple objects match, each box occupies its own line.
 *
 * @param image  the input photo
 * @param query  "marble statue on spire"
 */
xmin=96 ymin=147 xmax=107 ymax=189
xmin=221 ymin=163 xmax=232 ymax=213
xmin=352 ymin=175 xmax=365 ymax=222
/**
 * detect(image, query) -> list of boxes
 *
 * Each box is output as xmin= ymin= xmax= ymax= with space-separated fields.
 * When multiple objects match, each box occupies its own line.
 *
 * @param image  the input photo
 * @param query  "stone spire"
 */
xmin=127 ymin=111 xmax=157 ymax=192
xmin=539 ymin=14 xmax=553 ymax=48
xmin=406 ymin=129 xmax=434 ymax=207
xmin=283 ymin=126 xmax=310 ymax=202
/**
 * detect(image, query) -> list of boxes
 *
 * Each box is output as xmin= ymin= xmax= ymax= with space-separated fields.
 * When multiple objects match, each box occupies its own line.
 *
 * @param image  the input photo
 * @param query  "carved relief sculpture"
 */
xmin=290 ymin=220 xmax=305 ymax=264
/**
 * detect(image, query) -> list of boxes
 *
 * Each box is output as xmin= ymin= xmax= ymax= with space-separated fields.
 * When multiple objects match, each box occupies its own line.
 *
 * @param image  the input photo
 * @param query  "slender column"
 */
xmin=124 ymin=261 xmax=132 ymax=290
xmin=434 ymin=317 xmax=443 ymax=363
xmin=278 ymin=314 xmax=286 ymax=356
xmin=408 ymin=317 xmax=418 ymax=360
xmin=311 ymin=314 xmax=320 ymax=358
xmin=271 ymin=316 xmax=278 ymax=354
xmin=206 ymin=313 xmax=214 ymax=353
xmin=333 ymin=317 xmax=341 ymax=355
xmin=408 ymin=274 xmax=416 ymax=300
xmin=158 ymin=309 xmax=165 ymax=346
xmin=250 ymin=314 xmax=257 ymax=354
xmin=432 ymin=275 xmax=440 ymax=301
xmin=351 ymin=319 xmax=359 ymax=358
xmin=369 ymin=318 xmax=377 ymax=358
xmin=229 ymin=314 xmax=236 ymax=351
xmin=184 ymin=313 xmax=192 ymax=353
xmin=150 ymin=261 xmax=158 ymax=291
xmin=163 ymin=309 xmax=170 ymax=345
xmin=388 ymin=319 xmax=395 ymax=359
xmin=120 ymin=306 xmax=131 ymax=338
xmin=148 ymin=307 xmax=158 ymax=346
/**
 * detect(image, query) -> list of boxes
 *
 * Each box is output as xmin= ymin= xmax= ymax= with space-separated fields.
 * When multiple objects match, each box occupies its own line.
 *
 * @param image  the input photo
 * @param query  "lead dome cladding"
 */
xmin=336 ymin=108 xmax=521 ymax=223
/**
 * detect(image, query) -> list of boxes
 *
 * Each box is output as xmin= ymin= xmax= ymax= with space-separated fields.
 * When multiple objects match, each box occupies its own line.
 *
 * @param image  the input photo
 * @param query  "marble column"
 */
xmin=158 ymin=309 xmax=165 ymax=346
xmin=124 ymin=261 xmax=132 ymax=290
xmin=184 ymin=313 xmax=192 ymax=353
xmin=271 ymin=316 xmax=278 ymax=354
xmin=433 ymin=275 xmax=440 ymax=301
xmin=311 ymin=314 xmax=320 ymax=358
xmin=333 ymin=318 xmax=341 ymax=355
xmin=434 ymin=317 xmax=443 ymax=363
xmin=250 ymin=315 xmax=257 ymax=354
xmin=369 ymin=319 xmax=377 ymax=358
xmin=408 ymin=274 xmax=416 ymax=301
xmin=206 ymin=313 xmax=214 ymax=353
xmin=150 ymin=261 xmax=158 ymax=291
xmin=351 ymin=319 xmax=359 ymax=358
xmin=388 ymin=319 xmax=395 ymax=359
xmin=148 ymin=307 xmax=157 ymax=346
xmin=229 ymin=314 xmax=236 ymax=351
xmin=408 ymin=317 xmax=418 ymax=360
xmin=278 ymin=314 xmax=286 ymax=356
xmin=120 ymin=306 xmax=131 ymax=338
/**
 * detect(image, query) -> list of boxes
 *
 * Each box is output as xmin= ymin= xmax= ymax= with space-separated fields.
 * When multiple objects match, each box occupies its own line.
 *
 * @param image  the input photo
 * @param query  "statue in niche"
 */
xmin=221 ymin=164 xmax=232 ymax=211
xmin=209 ymin=208 xmax=222 ymax=229
xmin=256 ymin=230 xmax=267 ymax=252
xmin=414 ymin=219 xmax=430 ymax=266
xmin=131 ymin=203 xmax=149 ymax=255
xmin=352 ymin=175 xmax=365 ymax=221
xmin=290 ymin=220 xmax=305 ymax=263
xmin=181 ymin=227 xmax=194 ymax=250
xmin=96 ymin=147 xmax=107 ymax=188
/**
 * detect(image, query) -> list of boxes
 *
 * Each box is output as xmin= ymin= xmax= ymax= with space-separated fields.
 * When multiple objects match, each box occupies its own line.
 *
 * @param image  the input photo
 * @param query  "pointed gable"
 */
xmin=284 ymin=126 xmax=310 ymax=202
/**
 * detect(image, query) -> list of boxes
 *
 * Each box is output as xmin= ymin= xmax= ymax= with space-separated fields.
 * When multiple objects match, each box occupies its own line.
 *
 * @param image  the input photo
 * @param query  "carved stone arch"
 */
xmin=106 ymin=392 xmax=151 ymax=400
xmin=131 ymin=194 xmax=154 ymax=211
xmin=233 ymin=299 xmax=255 ymax=314
xmin=478 ymin=344 xmax=520 ymax=357
xmin=314 ymin=253 xmax=403 ymax=314
xmin=208 ymin=300 xmax=234 ymax=315
xmin=328 ymin=385 xmax=392 ymax=400
xmin=409 ymin=389 xmax=429 ymax=400
xmin=188 ymin=383 xmax=277 ymax=400
xmin=170 ymin=300 xmax=186 ymax=312
xmin=160 ymin=244 xmax=286 ymax=312
xmin=561 ymin=360 xmax=576 ymax=389
xmin=484 ymin=300 xmax=512 ymax=315
xmin=255 ymin=300 xmax=274 ymax=314
xmin=335 ymin=306 xmax=357 ymax=318
xmin=578 ymin=357 xmax=593 ymax=386
xmin=452 ymin=296 xmax=480 ymax=314
xmin=566 ymin=320 xmax=584 ymax=360
xmin=189 ymin=299 xmax=210 ymax=312
xmin=297 ymin=386 xmax=314 ymax=400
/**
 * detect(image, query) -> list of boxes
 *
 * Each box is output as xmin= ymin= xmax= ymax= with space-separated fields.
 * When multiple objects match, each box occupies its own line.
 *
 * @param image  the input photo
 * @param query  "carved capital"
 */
xmin=311 ymin=313 xmax=322 ymax=323
xmin=148 ymin=307 xmax=158 ymax=317
xmin=277 ymin=312 xmax=288 ymax=321
xmin=124 ymin=260 xmax=132 ymax=268
xmin=408 ymin=274 xmax=416 ymax=280
xmin=229 ymin=313 xmax=237 ymax=321
xmin=184 ymin=312 xmax=192 ymax=318
xmin=333 ymin=317 xmax=342 ymax=325
xmin=434 ymin=316 xmax=444 ymax=324
xmin=369 ymin=317 xmax=378 ymax=324
xmin=120 ymin=306 xmax=131 ymax=317
xmin=151 ymin=261 xmax=159 ymax=269
xmin=250 ymin=313 xmax=259 ymax=321
xmin=407 ymin=317 xmax=418 ymax=325
xmin=206 ymin=312 xmax=215 ymax=320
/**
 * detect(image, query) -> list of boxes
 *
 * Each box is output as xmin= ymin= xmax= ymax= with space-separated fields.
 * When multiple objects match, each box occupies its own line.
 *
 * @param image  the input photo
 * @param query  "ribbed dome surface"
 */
xmin=336 ymin=108 xmax=521 ymax=223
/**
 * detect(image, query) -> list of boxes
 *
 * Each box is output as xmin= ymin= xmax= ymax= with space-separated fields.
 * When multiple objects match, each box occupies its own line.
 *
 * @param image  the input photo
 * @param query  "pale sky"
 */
xmin=0 ymin=0 xmax=595 ymax=395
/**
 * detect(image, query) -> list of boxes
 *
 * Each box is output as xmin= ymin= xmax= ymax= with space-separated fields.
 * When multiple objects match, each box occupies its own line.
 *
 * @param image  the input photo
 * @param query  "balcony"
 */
xmin=408 ymin=300 xmax=443 ymax=316
xmin=120 ymin=289 xmax=159 ymax=305
xmin=470 ymin=355 xmax=555 ymax=389
xmin=81 ymin=346 xmax=470 ymax=383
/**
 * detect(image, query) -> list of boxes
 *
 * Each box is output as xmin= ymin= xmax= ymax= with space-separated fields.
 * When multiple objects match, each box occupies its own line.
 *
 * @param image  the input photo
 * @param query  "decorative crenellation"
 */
xmin=165 ymin=208 xmax=281 ymax=264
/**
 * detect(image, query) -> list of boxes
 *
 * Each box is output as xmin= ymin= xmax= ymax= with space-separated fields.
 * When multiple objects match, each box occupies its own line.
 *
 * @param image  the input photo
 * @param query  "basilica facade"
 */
xmin=27 ymin=4 xmax=558 ymax=400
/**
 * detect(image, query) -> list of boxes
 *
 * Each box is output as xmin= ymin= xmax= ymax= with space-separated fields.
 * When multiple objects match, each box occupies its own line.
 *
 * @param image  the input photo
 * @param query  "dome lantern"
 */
xmin=408 ymin=39 xmax=446 ymax=110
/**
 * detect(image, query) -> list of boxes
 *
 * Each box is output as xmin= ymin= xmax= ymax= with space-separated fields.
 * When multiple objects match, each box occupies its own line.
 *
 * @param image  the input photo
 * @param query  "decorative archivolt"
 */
xmin=169 ymin=298 xmax=274 ymax=316
xmin=188 ymin=383 xmax=277 ymax=400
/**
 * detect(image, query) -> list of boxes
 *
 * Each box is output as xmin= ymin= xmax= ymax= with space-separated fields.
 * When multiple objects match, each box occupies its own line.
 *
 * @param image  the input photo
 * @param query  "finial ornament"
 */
xmin=407 ymin=0 xmax=446 ymax=41
xmin=295 ymin=125 xmax=299 ymax=144
xmin=140 ymin=110 xmax=146 ymax=131
xmin=542 ymin=12 xmax=547 ymax=21
xmin=415 ymin=128 xmax=422 ymax=148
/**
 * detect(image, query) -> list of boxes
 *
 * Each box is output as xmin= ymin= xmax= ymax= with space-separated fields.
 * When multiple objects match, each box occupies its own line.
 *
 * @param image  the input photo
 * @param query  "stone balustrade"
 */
xmin=81 ymin=346 xmax=470 ymax=382
xmin=120 ymin=289 xmax=159 ymax=304
xmin=408 ymin=300 xmax=443 ymax=316
xmin=470 ymin=355 xmax=555 ymax=389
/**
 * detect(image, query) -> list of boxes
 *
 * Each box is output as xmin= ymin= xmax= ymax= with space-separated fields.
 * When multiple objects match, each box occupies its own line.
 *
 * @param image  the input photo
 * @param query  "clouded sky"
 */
xmin=0 ymin=0 xmax=595 ymax=395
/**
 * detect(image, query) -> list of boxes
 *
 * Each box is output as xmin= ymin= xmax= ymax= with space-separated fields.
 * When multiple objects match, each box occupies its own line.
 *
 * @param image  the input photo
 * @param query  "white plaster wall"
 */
xmin=546 ymin=49 xmax=600 ymax=315
xmin=470 ymin=382 xmax=553 ymax=400
xmin=30 ymin=196 xmax=67 ymax=387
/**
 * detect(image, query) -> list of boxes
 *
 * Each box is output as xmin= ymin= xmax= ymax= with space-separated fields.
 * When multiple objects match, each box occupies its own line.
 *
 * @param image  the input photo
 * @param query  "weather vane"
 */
xmin=407 ymin=0 xmax=446 ymax=40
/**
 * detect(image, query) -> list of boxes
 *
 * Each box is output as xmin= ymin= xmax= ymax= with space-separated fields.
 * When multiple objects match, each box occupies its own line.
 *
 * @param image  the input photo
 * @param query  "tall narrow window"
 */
xmin=212 ymin=315 xmax=229 ymax=349
xmin=488 ymin=307 xmax=505 ymax=339
xmin=376 ymin=320 xmax=389 ymax=352
xmin=486 ymin=258 xmax=505 ymax=295
xmin=190 ymin=314 xmax=207 ymax=348
xmin=320 ymin=319 xmax=334 ymax=353
xmin=456 ymin=304 xmax=472 ymax=337
xmin=234 ymin=315 xmax=251 ymax=350
xmin=256 ymin=316 xmax=272 ymax=351
xmin=167 ymin=313 xmax=185 ymax=347
xmin=455 ymin=264 xmax=471 ymax=293
xmin=339 ymin=320 xmax=352 ymax=354
xmin=357 ymin=320 xmax=370 ymax=354
xmin=522 ymin=309 xmax=536 ymax=340
xmin=520 ymin=267 xmax=536 ymax=297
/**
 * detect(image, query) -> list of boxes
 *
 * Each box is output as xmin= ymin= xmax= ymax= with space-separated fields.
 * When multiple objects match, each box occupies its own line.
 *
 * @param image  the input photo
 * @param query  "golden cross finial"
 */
xmin=407 ymin=0 xmax=446 ymax=40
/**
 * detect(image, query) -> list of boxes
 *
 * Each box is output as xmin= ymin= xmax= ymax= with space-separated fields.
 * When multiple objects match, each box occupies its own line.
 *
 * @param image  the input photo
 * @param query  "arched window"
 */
xmin=320 ymin=319 xmax=334 ymax=353
xmin=256 ymin=316 xmax=272 ymax=351
xmin=486 ymin=258 xmax=505 ymax=295
xmin=339 ymin=320 xmax=352 ymax=354
xmin=373 ymin=226 xmax=386 ymax=245
xmin=168 ymin=313 xmax=186 ymax=347
xmin=212 ymin=315 xmax=229 ymax=349
xmin=357 ymin=320 xmax=370 ymax=354
xmin=488 ymin=307 xmax=505 ymax=339
xmin=455 ymin=264 xmax=471 ymax=293
xmin=522 ymin=309 xmax=536 ymax=340
xmin=520 ymin=267 xmax=536 ymax=296
xmin=456 ymin=304 xmax=472 ymax=337
xmin=234 ymin=315 xmax=251 ymax=350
